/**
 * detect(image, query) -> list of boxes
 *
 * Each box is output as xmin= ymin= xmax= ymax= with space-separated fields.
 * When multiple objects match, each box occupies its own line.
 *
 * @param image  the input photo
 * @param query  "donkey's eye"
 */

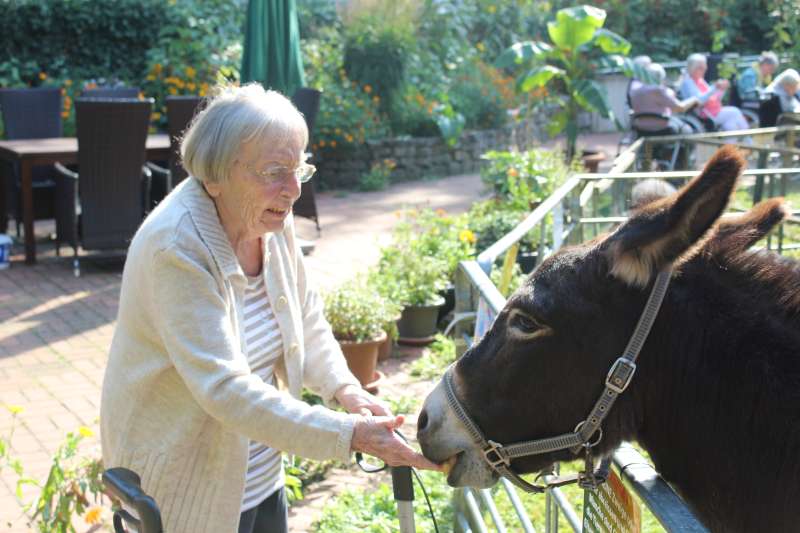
xmin=510 ymin=313 xmax=542 ymax=334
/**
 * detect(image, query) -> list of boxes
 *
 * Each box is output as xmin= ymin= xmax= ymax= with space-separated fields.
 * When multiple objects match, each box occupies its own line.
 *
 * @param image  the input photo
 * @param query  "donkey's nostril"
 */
xmin=418 ymin=408 xmax=429 ymax=433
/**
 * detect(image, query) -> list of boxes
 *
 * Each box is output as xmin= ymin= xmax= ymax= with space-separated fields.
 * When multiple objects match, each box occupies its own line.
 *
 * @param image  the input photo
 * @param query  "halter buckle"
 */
xmin=483 ymin=440 xmax=511 ymax=468
xmin=605 ymin=357 xmax=637 ymax=394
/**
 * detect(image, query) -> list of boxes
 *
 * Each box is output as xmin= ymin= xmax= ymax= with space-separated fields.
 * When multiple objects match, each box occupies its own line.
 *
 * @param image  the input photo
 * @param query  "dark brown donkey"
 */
xmin=418 ymin=146 xmax=800 ymax=533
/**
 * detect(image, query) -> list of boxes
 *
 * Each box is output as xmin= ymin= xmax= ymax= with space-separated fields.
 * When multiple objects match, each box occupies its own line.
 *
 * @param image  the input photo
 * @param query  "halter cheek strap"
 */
xmin=443 ymin=269 xmax=672 ymax=493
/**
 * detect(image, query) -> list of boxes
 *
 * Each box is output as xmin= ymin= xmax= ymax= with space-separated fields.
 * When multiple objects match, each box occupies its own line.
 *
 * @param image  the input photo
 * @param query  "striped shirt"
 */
xmin=241 ymin=274 xmax=284 ymax=512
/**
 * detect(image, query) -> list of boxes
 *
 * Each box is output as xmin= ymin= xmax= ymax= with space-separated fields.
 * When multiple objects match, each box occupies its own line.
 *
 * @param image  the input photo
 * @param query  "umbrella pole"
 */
xmin=391 ymin=466 xmax=416 ymax=533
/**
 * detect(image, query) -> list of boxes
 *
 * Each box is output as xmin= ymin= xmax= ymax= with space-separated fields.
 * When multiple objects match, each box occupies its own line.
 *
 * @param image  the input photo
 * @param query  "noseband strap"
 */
xmin=443 ymin=269 xmax=672 ymax=493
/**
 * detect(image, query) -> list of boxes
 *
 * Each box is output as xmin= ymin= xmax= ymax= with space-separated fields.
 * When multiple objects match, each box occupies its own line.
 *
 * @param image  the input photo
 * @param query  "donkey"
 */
xmin=417 ymin=146 xmax=800 ymax=533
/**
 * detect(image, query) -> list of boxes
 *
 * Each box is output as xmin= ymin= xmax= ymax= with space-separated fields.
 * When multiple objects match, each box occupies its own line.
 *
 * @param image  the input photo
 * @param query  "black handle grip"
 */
xmin=103 ymin=468 xmax=163 ymax=533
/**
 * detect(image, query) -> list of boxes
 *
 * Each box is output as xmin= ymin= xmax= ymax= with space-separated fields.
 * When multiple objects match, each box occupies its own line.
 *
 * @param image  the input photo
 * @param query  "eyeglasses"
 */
xmin=243 ymin=162 xmax=316 ymax=184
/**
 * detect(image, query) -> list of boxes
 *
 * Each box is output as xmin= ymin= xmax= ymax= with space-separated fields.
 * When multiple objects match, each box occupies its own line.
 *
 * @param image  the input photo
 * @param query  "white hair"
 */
xmin=181 ymin=83 xmax=308 ymax=184
xmin=759 ymin=51 xmax=779 ymax=67
xmin=775 ymin=68 xmax=800 ymax=89
xmin=686 ymin=53 xmax=707 ymax=74
xmin=633 ymin=55 xmax=652 ymax=69
xmin=646 ymin=63 xmax=666 ymax=85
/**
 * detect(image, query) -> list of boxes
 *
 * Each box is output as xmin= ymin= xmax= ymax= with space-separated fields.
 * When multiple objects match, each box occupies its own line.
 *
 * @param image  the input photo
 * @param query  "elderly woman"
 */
xmin=766 ymin=68 xmax=800 ymax=114
xmin=737 ymin=51 xmax=779 ymax=101
xmin=679 ymin=53 xmax=749 ymax=131
xmin=100 ymin=84 xmax=439 ymax=533
xmin=630 ymin=63 xmax=697 ymax=134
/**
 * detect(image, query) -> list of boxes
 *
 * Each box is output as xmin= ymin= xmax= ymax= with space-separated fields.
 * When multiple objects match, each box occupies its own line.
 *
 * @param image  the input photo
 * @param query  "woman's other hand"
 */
xmin=335 ymin=384 xmax=391 ymax=417
xmin=351 ymin=414 xmax=442 ymax=471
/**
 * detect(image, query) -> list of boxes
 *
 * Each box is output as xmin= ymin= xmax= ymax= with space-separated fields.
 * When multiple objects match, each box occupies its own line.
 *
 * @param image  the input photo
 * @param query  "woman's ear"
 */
xmin=603 ymin=146 xmax=745 ymax=286
xmin=203 ymin=181 xmax=221 ymax=198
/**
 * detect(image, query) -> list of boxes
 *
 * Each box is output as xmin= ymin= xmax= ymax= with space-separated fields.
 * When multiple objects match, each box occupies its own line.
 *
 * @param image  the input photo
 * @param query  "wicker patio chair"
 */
xmin=0 ymin=86 xmax=62 ymax=235
xmin=146 ymin=95 xmax=205 ymax=208
xmin=290 ymin=87 xmax=322 ymax=234
xmin=80 ymin=86 xmax=141 ymax=99
xmin=54 ymin=98 xmax=153 ymax=275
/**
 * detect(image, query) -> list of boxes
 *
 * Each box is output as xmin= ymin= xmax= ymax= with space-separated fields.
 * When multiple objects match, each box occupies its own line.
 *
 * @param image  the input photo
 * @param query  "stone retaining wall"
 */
xmin=314 ymin=112 xmax=554 ymax=189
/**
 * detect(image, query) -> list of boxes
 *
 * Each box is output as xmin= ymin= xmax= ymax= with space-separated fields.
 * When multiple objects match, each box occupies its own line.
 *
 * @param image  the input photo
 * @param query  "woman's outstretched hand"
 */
xmin=351 ymin=414 xmax=442 ymax=471
xmin=335 ymin=384 xmax=441 ymax=471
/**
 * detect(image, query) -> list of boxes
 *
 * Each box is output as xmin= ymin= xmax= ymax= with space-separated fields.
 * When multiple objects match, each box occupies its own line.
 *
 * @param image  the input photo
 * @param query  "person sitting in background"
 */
xmin=626 ymin=55 xmax=652 ymax=109
xmin=630 ymin=63 xmax=697 ymax=134
xmin=765 ymin=68 xmax=800 ymax=114
xmin=737 ymin=51 xmax=779 ymax=102
xmin=679 ymin=53 xmax=748 ymax=131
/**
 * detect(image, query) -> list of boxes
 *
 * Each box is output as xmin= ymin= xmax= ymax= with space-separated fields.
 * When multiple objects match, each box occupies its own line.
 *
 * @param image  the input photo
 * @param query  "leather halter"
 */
xmin=443 ymin=270 xmax=672 ymax=493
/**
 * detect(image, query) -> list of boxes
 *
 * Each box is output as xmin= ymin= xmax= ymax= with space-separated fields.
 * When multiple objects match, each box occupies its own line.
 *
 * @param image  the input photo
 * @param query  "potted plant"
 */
xmin=378 ymin=246 xmax=449 ymax=345
xmin=323 ymin=279 xmax=397 ymax=391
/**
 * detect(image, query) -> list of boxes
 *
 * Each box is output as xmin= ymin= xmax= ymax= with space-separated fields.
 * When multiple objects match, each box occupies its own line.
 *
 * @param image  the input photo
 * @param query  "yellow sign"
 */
xmin=582 ymin=470 xmax=641 ymax=533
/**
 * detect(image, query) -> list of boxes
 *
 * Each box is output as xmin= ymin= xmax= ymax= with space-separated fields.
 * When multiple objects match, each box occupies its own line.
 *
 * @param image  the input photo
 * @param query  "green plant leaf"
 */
xmin=547 ymin=5 xmax=606 ymax=50
xmin=573 ymin=79 xmax=613 ymax=119
xmin=494 ymin=41 xmax=552 ymax=68
xmin=591 ymin=29 xmax=631 ymax=55
xmin=519 ymin=65 xmax=564 ymax=92
xmin=546 ymin=109 xmax=569 ymax=137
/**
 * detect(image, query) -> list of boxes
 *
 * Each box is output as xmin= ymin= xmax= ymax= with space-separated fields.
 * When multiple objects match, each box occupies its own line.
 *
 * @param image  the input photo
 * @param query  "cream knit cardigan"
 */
xmin=100 ymin=177 xmax=361 ymax=533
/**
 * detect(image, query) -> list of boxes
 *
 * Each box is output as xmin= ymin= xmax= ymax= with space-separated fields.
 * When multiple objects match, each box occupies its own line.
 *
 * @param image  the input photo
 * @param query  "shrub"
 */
xmin=340 ymin=0 xmax=416 ymax=114
xmin=358 ymin=158 xmax=396 ymax=191
xmin=323 ymin=278 xmax=399 ymax=343
xmin=481 ymin=148 xmax=576 ymax=207
xmin=302 ymin=28 xmax=388 ymax=153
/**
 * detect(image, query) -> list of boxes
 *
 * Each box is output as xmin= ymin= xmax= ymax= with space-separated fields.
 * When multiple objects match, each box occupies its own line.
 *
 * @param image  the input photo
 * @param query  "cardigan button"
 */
xmin=289 ymin=343 xmax=299 ymax=356
xmin=276 ymin=295 xmax=288 ymax=311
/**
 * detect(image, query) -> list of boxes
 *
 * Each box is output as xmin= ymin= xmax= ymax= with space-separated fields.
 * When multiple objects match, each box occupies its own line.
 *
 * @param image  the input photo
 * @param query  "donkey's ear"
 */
xmin=604 ymin=146 xmax=745 ymax=286
xmin=706 ymin=198 xmax=789 ymax=257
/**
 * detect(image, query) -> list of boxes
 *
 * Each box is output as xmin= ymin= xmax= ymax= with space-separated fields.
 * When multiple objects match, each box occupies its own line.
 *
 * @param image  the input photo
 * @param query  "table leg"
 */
xmin=0 ymin=167 xmax=7 ymax=234
xmin=21 ymin=159 xmax=36 ymax=264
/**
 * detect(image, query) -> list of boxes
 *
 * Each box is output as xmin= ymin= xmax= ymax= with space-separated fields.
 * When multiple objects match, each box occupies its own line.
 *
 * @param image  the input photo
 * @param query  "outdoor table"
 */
xmin=0 ymin=134 xmax=170 ymax=264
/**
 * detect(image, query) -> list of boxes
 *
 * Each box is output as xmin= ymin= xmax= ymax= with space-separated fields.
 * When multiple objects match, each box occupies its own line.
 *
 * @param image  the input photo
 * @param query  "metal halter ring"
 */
xmin=574 ymin=421 xmax=603 ymax=448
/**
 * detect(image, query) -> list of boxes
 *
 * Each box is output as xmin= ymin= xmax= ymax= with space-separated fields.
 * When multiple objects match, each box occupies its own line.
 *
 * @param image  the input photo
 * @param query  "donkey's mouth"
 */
xmin=443 ymin=451 xmax=465 ymax=485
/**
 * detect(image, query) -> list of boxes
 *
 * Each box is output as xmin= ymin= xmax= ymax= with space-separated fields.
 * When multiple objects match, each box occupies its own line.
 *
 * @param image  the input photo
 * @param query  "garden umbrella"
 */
xmin=241 ymin=0 xmax=305 ymax=96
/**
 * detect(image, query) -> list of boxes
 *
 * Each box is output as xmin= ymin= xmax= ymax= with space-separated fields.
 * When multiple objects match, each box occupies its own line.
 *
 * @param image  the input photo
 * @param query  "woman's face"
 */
xmin=206 ymin=136 xmax=303 ymax=239
xmin=760 ymin=63 xmax=776 ymax=78
xmin=690 ymin=61 xmax=707 ymax=78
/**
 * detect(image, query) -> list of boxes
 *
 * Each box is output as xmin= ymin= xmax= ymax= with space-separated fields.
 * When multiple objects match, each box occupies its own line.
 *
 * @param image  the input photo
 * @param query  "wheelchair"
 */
xmin=618 ymin=111 xmax=695 ymax=171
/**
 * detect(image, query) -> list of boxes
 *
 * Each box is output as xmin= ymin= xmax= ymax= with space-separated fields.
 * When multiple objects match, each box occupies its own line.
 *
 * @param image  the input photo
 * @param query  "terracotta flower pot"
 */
xmin=339 ymin=331 xmax=387 ymax=388
xmin=377 ymin=334 xmax=394 ymax=361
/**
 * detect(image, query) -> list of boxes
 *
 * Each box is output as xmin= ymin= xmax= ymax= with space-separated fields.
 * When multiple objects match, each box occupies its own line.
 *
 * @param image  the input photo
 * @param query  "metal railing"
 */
xmin=451 ymin=125 xmax=800 ymax=532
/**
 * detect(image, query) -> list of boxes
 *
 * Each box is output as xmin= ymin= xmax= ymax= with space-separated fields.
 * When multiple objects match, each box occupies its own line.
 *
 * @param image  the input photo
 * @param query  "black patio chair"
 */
xmin=54 ymin=98 xmax=153 ymax=275
xmin=290 ymin=87 xmax=322 ymax=234
xmin=628 ymin=112 xmax=692 ymax=170
xmin=0 ymin=86 xmax=62 ymax=236
xmin=145 ymin=95 xmax=205 ymax=208
xmin=81 ymin=86 xmax=140 ymax=99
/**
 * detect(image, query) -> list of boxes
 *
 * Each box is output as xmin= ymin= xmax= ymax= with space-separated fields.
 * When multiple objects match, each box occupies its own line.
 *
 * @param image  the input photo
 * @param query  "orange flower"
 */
xmin=84 ymin=505 xmax=102 ymax=525
xmin=319 ymin=140 xmax=326 ymax=147
xmin=38 ymin=72 xmax=47 ymax=81
xmin=61 ymin=111 xmax=69 ymax=119
xmin=507 ymin=168 xmax=519 ymax=178
xmin=64 ymin=79 xmax=72 ymax=87
xmin=168 ymin=87 xmax=178 ymax=95
xmin=372 ymin=95 xmax=380 ymax=104
xmin=185 ymin=66 xmax=196 ymax=79
xmin=363 ymin=85 xmax=372 ymax=94
xmin=152 ymin=112 xmax=161 ymax=120
xmin=330 ymin=140 xmax=337 ymax=147
xmin=187 ymin=82 xmax=196 ymax=92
